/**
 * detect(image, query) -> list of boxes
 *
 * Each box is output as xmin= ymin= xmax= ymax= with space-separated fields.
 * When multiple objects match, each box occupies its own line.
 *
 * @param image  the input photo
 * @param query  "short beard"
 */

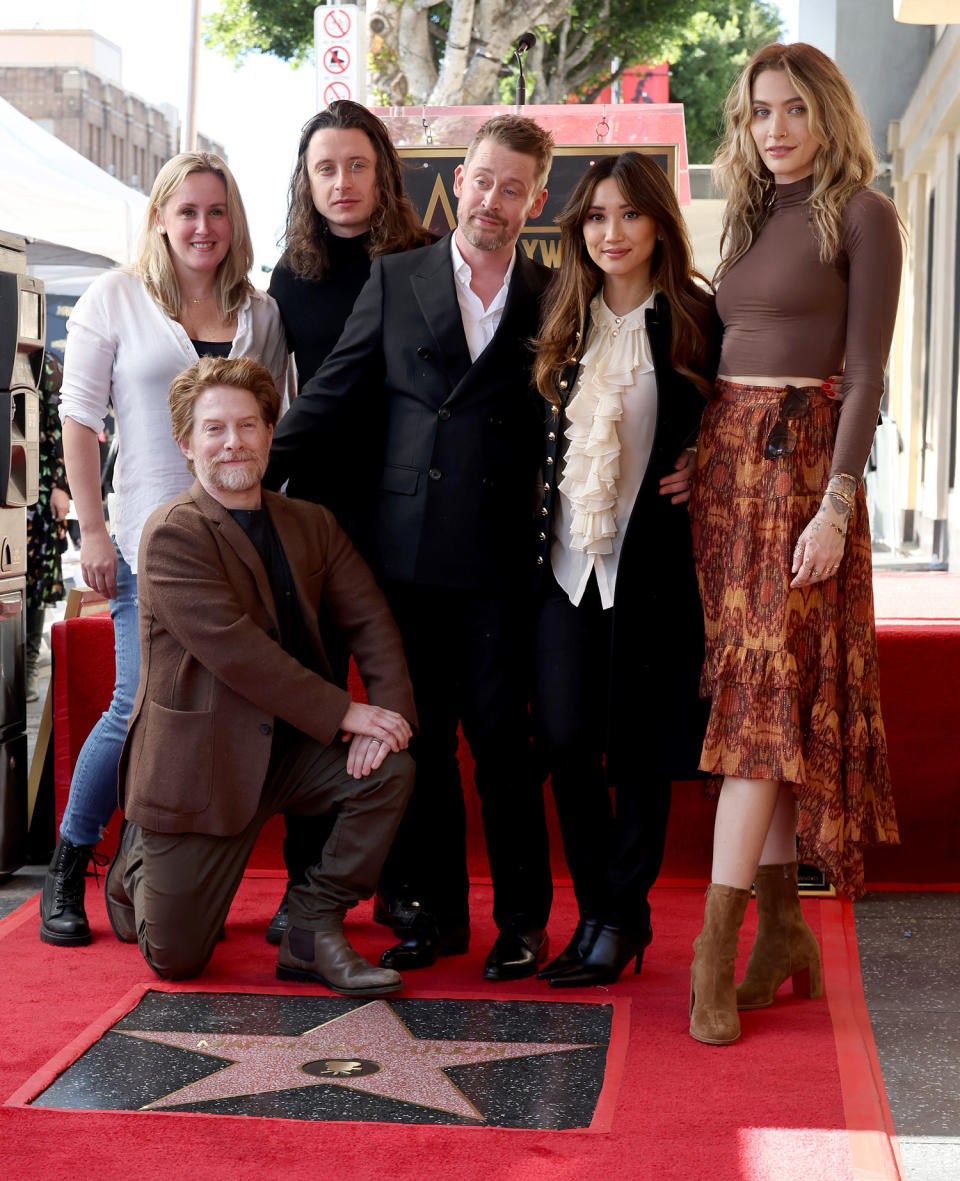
xmin=459 ymin=213 xmax=509 ymax=252
xmin=196 ymin=451 xmax=266 ymax=494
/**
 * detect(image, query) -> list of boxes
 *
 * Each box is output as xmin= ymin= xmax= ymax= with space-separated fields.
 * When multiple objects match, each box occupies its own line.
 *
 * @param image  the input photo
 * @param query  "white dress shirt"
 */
xmin=552 ymin=291 xmax=658 ymax=610
xmin=59 ymin=269 xmax=287 ymax=571
xmin=450 ymin=234 xmax=517 ymax=362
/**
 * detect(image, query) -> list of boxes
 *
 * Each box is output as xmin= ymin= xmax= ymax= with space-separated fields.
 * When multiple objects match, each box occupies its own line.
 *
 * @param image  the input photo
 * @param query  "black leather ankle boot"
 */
xmin=548 ymin=923 xmax=654 ymax=988
xmin=40 ymin=836 xmax=95 ymax=946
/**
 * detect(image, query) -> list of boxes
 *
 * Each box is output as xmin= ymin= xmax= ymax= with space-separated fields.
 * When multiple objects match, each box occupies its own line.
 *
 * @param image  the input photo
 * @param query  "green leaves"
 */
xmin=669 ymin=1 xmax=783 ymax=162
xmin=202 ymin=0 xmax=318 ymax=66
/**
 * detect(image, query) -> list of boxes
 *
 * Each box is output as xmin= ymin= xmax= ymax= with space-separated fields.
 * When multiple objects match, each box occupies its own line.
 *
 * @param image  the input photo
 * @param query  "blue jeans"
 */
xmin=59 ymin=548 xmax=139 ymax=847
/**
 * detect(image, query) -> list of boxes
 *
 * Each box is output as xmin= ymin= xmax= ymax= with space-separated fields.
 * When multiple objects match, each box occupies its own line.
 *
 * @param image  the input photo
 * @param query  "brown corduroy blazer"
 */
xmin=118 ymin=480 xmax=416 ymax=836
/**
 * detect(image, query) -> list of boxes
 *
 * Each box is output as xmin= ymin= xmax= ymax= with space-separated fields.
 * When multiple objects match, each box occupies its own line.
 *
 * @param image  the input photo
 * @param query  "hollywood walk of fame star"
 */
xmin=119 ymin=999 xmax=596 ymax=1120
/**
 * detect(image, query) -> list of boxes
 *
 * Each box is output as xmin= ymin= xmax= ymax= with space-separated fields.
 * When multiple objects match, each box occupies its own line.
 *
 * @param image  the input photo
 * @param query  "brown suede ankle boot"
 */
xmin=689 ymin=883 xmax=751 ymax=1045
xmin=736 ymin=861 xmax=823 ymax=1010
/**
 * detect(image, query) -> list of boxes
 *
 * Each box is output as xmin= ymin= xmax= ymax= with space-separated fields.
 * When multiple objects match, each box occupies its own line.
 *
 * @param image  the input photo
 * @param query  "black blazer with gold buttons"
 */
xmin=266 ymin=233 xmax=551 ymax=593
xmin=536 ymin=292 xmax=719 ymax=782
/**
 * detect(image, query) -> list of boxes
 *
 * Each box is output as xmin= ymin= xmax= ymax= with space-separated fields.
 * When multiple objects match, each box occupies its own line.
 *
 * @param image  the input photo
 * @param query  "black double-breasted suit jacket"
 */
xmin=266 ymin=233 xmax=552 ymax=593
xmin=266 ymin=232 xmax=555 ymax=928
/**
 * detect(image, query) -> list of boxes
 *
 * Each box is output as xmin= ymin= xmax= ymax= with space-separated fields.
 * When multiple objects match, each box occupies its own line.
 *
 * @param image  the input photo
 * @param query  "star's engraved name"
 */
xmin=195 ymin=1037 xmax=509 ymax=1058
xmin=200 ymin=1038 xmax=297 ymax=1051
xmin=385 ymin=1043 xmax=510 ymax=1057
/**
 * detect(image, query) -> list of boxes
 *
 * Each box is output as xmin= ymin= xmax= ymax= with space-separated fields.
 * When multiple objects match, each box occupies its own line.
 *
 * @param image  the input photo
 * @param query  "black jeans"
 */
xmin=378 ymin=582 xmax=552 ymax=933
xmin=535 ymin=569 xmax=670 ymax=931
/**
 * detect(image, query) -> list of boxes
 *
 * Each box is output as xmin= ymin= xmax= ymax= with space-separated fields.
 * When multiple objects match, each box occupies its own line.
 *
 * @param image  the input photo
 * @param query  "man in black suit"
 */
xmin=265 ymin=115 xmax=554 ymax=980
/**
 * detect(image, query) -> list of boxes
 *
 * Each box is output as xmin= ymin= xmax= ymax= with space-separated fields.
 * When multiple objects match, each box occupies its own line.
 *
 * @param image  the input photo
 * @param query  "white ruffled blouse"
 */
xmin=551 ymin=289 xmax=658 ymax=609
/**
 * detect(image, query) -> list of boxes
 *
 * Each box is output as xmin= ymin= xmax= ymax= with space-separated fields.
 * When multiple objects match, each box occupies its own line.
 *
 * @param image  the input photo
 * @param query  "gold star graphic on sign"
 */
xmin=119 ymin=1000 xmax=594 ymax=1120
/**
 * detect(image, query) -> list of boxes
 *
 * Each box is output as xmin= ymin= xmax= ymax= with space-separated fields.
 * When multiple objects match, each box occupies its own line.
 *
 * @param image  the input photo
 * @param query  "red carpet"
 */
xmin=50 ymin=570 xmax=960 ymax=888
xmin=0 ymin=878 xmax=900 ymax=1181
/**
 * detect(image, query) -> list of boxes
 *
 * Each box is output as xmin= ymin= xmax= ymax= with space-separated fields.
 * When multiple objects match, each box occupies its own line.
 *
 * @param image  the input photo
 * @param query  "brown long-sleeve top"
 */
xmin=716 ymin=175 xmax=902 ymax=477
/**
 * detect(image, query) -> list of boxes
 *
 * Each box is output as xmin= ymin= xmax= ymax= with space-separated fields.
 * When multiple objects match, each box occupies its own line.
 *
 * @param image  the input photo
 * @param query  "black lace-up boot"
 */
xmin=40 ymin=836 xmax=95 ymax=946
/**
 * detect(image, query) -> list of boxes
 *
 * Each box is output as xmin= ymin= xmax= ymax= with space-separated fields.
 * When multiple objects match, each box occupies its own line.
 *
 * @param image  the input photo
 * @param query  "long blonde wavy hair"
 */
xmin=133 ymin=152 xmax=254 ymax=320
xmin=713 ymin=42 xmax=876 ymax=281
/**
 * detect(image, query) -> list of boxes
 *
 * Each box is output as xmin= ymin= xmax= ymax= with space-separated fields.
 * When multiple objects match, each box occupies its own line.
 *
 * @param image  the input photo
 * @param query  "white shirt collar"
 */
xmin=450 ymin=233 xmax=517 ymax=295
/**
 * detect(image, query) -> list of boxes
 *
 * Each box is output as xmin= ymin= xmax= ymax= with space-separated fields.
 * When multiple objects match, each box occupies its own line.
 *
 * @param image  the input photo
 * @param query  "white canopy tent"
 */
xmin=0 ymin=94 xmax=148 ymax=292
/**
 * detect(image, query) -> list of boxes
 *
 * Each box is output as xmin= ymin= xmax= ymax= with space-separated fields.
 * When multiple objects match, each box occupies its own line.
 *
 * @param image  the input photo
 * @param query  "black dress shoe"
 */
xmin=482 ymin=927 xmax=549 ymax=981
xmin=537 ymin=918 xmax=601 ymax=980
xmin=379 ymin=919 xmax=470 ymax=970
xmin=266 ymin=888 xmax=290 ymax=946
xmin=549 ymin=923 xmax=653 ymax=988
xmin=374 ymin=893 xmax=430 ymax=931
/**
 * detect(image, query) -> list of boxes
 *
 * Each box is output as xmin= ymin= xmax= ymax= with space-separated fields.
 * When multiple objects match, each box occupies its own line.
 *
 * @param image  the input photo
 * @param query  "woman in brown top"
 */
xmin=687 ymin=42 xmax=901 ymax=1045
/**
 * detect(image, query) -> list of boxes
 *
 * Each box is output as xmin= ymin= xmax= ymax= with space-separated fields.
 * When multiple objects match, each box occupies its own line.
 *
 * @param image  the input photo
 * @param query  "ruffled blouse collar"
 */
xmin=558 ymin=289 xmax=656 ymax=556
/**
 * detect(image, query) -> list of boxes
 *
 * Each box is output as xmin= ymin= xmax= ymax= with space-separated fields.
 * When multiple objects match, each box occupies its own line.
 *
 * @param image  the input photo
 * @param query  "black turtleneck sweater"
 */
xmin=268 ymin=230 xmax=373 ymax=392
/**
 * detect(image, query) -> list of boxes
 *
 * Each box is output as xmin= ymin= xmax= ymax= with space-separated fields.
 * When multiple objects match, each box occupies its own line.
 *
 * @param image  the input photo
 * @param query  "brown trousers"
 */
xmin=121 ymin=738 xmax=414 ymax=980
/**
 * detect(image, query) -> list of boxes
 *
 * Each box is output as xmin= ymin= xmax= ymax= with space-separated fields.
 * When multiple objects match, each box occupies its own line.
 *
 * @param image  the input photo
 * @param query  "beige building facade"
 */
xmin=0 ymin=29 xmax=225 ymax=192
xmin=886 ymin=20 xmax=960 ymax=568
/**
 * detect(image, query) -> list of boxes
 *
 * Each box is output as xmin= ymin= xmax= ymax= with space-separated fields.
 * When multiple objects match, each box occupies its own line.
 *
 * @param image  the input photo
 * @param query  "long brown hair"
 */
xmin=533 ymin=152 xmax=714 ymax=407
xmin=134 ymin=151 xmax=253 ymax=320
xmin=714 ymin=42 xmax=877 ymax=279
xmin=282 ymin=101 xmax=432 ymax=281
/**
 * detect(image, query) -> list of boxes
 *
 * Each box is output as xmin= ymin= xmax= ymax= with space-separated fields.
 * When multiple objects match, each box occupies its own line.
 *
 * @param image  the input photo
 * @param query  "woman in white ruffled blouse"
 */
xmin=531 ymin=153 xmax=718 ymax=987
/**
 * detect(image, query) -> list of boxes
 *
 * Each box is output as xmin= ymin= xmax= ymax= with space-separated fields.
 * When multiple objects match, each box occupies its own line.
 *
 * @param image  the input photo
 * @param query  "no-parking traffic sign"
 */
xmin=315 ymin=4 xmax=365 ymax=106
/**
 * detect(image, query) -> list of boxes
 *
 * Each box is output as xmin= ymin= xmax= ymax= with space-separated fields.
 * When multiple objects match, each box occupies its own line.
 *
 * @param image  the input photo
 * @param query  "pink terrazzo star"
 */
xmin=120 ymin=1000 xmax=595 ymax=1120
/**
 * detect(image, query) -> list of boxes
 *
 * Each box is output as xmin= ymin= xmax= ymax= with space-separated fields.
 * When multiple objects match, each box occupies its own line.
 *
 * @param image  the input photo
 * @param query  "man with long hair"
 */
xmin=266 ymin=115 xmax=556 ymax=980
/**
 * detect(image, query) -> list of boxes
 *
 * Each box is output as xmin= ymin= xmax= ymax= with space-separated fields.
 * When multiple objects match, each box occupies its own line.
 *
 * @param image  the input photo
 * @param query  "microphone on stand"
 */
xmin=514 ymin=31 xmax=537 ymax=106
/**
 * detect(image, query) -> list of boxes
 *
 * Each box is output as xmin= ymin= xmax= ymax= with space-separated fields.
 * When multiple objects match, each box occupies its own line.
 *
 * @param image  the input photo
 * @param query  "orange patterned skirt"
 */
xmin=689 ymin=380 xmax=899 ymax=899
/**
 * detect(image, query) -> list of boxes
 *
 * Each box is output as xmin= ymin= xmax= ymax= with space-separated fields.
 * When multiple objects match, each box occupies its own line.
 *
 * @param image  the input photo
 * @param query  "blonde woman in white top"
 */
xmin=532 ymin=153 xmax=717 ymax=987
xmin=40 ymin=152 xmax=286 ymax=948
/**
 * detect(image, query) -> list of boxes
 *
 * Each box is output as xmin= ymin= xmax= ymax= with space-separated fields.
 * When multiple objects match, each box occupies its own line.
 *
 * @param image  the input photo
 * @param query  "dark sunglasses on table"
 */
xmin=764 ymin=385 xmax=811 ymax=459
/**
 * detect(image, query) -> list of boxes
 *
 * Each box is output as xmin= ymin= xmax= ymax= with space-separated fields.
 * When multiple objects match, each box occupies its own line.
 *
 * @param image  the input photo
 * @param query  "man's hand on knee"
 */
xmin=346 ymin=732 xmax=395 ymax=779
xmin=340 ymin=702 xmax=412 ymax=755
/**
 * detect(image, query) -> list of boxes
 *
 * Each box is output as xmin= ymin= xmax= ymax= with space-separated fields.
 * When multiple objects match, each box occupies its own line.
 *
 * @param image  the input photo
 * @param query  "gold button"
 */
xmin=543 ymin=482 xmax=550 ymax=491
xmin=540 ymin=506 xmax=548 ymax=517
xmin=559 ymin=379 xmax=568 ymax=390
xmin=546 ymin=456 xmax=553 ymax=466
xmin=548 ymin=431 xmax=556 ymax=441
xmin=539 ymin=532 xmax=547 ymax=542
xmin=612 ymin=330 xmax=619 ymax=338
xmin=537 ymin=556 xmax=544 ymax=565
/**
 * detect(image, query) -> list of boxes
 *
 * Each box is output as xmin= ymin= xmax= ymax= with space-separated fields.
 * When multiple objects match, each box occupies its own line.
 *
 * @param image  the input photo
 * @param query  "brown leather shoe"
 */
xmin=277 ymin=925 xmax=403 ymax=996
xmin=104 ymin=822 xmax=139 ymax=944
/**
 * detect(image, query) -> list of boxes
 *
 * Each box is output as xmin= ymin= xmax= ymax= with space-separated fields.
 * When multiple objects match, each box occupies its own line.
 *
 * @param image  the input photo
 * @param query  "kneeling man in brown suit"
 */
xmin=106 ymin=356 xmax=416 ymax=996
